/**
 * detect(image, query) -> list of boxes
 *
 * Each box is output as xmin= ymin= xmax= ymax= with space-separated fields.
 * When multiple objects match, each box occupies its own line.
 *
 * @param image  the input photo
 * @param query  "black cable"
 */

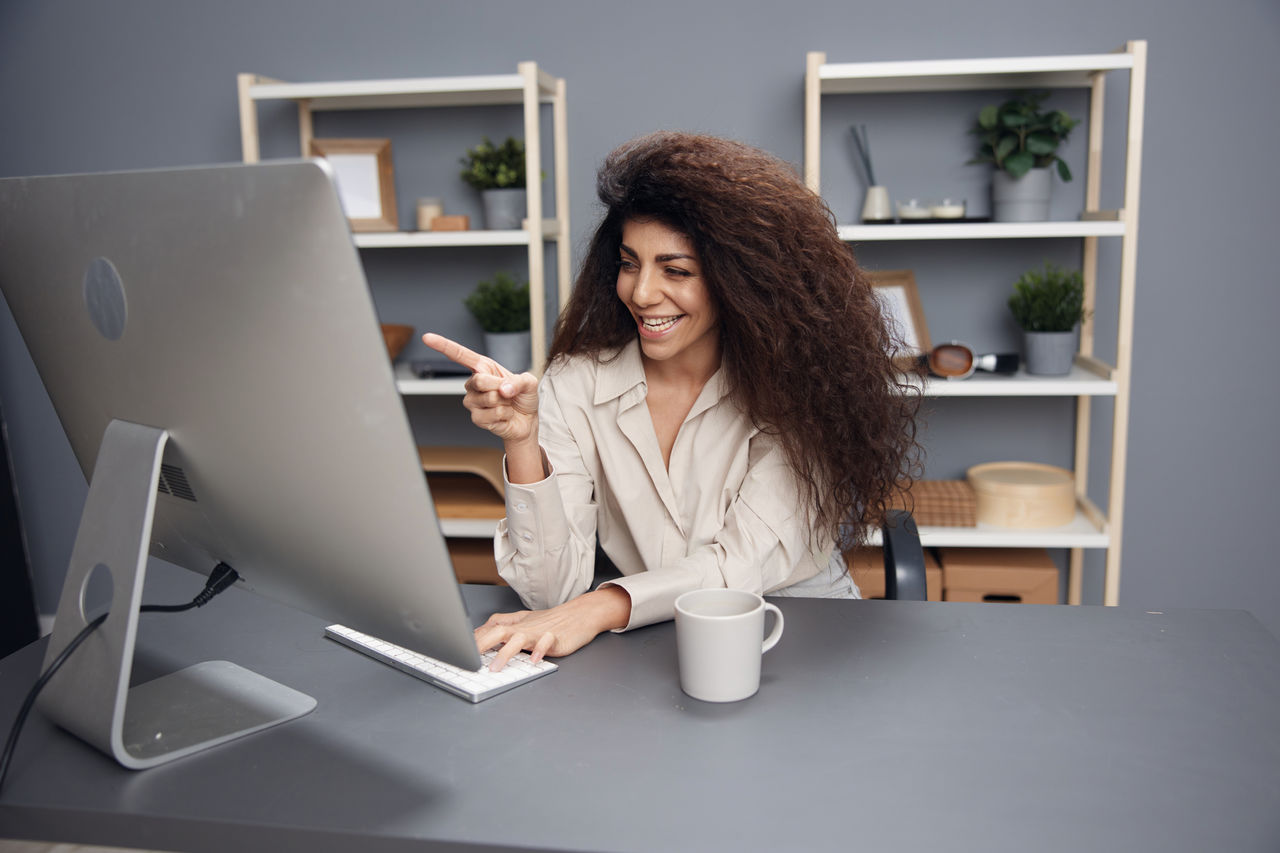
xmin=0 ymin=561 xmax=241 ymax=794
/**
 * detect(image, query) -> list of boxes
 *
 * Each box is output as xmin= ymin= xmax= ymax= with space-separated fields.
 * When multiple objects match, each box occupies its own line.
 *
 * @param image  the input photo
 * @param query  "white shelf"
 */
xmin=819 ymin=52 xmax=1135 ymax=94
xmin=353 ymin=219 xmax=563 ymax=249
xmin=867 ymin=507 xmax=1109 ymax=550
xmin=394 ymin=362 xmax=468 ymax=395
xmin=838 ymin=220 xmax=1126 ymax=241
xmin=247 ymin=72 xmax=558 ymax=110
xmin=912 ymin=364 xmax=1118 ymax=398
xmin=440 ymin=518 xmax=499 ymax=538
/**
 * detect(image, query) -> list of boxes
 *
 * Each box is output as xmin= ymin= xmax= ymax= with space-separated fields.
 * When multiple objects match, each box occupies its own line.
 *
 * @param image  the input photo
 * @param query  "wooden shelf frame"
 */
xmin=236 ymin=63 xmax=571 ymax=374
xmin=806 ymin=42 xmax=1147 ymax=605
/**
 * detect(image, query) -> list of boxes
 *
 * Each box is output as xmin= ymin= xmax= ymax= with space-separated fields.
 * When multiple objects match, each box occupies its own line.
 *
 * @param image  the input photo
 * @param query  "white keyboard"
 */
xmin=324 ymin=623 xmax=557 ymax=703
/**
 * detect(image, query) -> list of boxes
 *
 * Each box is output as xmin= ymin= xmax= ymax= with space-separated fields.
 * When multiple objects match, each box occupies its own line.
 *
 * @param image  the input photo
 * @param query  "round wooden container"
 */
xmin=966 ymin=461 xmax=1075 ymax=528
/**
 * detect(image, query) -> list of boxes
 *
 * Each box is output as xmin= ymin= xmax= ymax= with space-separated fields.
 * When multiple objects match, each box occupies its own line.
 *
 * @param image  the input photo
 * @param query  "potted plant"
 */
xmin=969 ymin=91 xmax=1080 ymax=222
xmin=464 ymin=271 xmax=531 ymax=372
xmin=460 ymin=136 xmax=529 ymax=230
xmin=1007 ymin=261 xmax=1088 ymax=375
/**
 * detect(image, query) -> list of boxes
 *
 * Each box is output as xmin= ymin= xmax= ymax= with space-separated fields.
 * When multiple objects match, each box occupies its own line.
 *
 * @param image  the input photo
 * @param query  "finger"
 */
xmin=422 ymin=332 xmax=506 ymax=375
xmin=499 ymin=372 xmax=540 ymax=404
xmin=490 ymin=635 xmax=529 ymax=672
xmin=466 ymin=372 xmax=507 ymax=395
xmin=529 ymin=632 xmax=556 ymax=664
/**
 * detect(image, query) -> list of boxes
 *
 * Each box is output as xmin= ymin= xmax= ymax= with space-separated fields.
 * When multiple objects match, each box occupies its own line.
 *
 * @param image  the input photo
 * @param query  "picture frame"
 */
xmin=308 ymin=138 xmax=398 ymax=232
xmin=868 ymin=269 xmax=930 ymax=364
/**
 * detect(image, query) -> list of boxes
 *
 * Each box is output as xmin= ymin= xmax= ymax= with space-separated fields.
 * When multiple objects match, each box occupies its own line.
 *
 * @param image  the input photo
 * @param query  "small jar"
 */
xmin=896 ymin=198 xmax=930 ymax=220
xmin=416 ymin=197 xmax=444 ymax=231
xmin=930 ymin=198 xmax=966 ymax=219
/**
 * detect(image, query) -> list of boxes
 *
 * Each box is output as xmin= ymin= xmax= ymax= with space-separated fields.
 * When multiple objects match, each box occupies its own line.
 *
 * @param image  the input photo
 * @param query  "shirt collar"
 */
xmin=592 ymin=338 xmax=730 ymax=415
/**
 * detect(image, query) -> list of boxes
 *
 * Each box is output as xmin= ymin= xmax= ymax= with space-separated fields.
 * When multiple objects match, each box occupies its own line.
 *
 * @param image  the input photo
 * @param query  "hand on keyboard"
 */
xmin=473 ymin=586 xmax=632 ymax=671
xmin=325 ymin=624 xmax=557 ymax=703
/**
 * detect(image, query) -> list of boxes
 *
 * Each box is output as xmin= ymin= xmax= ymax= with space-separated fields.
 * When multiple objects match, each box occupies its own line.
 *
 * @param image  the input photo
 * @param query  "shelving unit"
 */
xmin=236 ymin=63 xmax=571 ymax=379
xmin=806 ymin=42 xmax=1146 ymax=605
xmin=237 ymin=65 xmax=569 ymax=558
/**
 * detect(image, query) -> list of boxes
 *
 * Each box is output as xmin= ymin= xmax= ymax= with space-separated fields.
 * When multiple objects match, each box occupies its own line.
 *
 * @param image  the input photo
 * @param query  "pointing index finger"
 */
xmin=422 ymin=332 xmax=498 ymax=374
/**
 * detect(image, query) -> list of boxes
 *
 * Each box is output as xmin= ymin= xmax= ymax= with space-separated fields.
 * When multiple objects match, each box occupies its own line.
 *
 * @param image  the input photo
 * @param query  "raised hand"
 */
xmin=422 ymin=332 xmax=540 ymax=446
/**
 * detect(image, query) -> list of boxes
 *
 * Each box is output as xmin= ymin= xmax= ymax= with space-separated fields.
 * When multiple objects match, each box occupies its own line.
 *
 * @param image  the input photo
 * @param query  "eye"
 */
xmin=665 ymin=267 xmax=693 ymax=278
xmin=617 ymin=258 xmax=638 ymax=272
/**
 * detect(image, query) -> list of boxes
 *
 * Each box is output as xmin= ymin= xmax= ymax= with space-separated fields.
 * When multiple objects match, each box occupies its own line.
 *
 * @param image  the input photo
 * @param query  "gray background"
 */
xmin=1 ymin=1 xmax=1277 ymax=635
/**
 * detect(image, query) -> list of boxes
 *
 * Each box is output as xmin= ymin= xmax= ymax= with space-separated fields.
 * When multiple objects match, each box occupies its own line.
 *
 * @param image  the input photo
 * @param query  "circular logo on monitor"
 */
xmin=83 ymin=256 xmax=127 ymax=341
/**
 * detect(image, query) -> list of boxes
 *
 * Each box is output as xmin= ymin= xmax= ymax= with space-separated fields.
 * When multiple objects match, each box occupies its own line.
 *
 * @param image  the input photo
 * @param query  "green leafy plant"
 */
xmin=969 ymin=90 xmax=1080 ymax=181
xmin=1008 ymin=262 xmax=1088 ymax=332
xmin=464 ymin=271 xmax=530 ymax=333
xmin=459 ymin=136 xmax=527 ymax=190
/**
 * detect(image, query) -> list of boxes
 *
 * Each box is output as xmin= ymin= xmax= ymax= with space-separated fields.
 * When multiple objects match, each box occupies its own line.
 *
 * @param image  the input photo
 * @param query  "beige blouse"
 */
xmin=495 ymin=340 xmax=833 ymax=631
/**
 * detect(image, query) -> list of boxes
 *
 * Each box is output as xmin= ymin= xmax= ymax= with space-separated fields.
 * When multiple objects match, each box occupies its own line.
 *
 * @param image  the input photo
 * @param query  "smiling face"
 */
xmin=615 ymin=218 xmax=720 ymax=375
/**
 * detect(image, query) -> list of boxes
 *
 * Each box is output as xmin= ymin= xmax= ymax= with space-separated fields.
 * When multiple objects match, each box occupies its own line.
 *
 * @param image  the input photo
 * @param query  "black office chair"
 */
xmin=881 ymin=509 xmax=927 ymax=601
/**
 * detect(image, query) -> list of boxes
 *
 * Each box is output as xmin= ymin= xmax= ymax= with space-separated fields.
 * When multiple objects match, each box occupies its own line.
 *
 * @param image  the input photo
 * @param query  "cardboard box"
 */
xmin=844 ymin=546 xmax=942 ymax=601
xmin=448 ymin=537 xmax=504 ymax=585
xmin=938 ymin=547 xmax=1059 ymax=604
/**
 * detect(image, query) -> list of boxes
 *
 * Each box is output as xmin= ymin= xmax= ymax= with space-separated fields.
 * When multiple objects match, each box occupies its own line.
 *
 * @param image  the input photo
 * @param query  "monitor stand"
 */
xmin=37 ymin=419 xmax=316 ymax=769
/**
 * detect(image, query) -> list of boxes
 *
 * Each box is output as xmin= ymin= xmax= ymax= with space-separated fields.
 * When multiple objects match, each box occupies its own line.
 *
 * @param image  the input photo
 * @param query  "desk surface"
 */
xmin=2 ymin=564 xmax=1279 ymax=853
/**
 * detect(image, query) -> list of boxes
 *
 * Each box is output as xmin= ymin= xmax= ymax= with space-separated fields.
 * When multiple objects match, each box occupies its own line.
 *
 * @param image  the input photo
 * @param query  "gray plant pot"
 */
xmin=483 ymin=330 xmax=531 ymax=373
xmin=1023 ymin=329 xmax=1077 ymax=375
xmin=481 ymin=188 xmax=527 ymax=231
xmin=992 ymin=167 xmax=1053 ymax=222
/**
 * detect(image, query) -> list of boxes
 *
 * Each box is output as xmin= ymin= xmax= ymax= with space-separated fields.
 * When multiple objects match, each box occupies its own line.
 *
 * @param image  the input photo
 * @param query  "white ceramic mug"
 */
xmin=674 ymin=589 xmax=784 ymax=703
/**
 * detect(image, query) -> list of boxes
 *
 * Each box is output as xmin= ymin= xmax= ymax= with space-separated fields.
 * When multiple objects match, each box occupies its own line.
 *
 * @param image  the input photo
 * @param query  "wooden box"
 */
xmin=966 ymin=462 xmax=1074 ymax=528
xmin=844 ymin=546 xmax=942 ymax=601
xmin=939 ymin=547 xmax=1059 ymax=604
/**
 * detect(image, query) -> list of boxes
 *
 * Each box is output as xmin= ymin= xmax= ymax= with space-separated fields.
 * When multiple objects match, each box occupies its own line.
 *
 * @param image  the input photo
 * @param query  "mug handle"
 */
xmin=761 ymin=603 xmax=784 ymax=654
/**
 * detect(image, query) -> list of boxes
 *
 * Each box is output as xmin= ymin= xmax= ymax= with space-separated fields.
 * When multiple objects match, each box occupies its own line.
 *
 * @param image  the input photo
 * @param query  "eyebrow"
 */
xmin=619 ymin=243 xmax=697 ymax=263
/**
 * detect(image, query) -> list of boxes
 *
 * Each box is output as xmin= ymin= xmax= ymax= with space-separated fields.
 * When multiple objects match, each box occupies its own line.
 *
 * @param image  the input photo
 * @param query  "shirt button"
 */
xmin=514 ymin=502 xmax=528 ymax=512
xmin=520 ymin=531 xmax=534 ymax=542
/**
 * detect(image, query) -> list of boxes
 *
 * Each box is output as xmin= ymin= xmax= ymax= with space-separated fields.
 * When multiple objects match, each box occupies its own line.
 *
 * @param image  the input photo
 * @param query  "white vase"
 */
xmin=480 ymin=188 xmax=527 ymax=231
xmin=483 ymin=330 xmax=531 ymax=373
xmin=992 ymin=168 xmax=1053 ymax=222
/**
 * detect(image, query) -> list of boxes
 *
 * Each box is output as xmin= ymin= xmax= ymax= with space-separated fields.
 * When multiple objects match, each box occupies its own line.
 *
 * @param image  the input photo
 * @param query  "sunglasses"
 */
xmin=922 ymin=342 xmax=1019 ymax=380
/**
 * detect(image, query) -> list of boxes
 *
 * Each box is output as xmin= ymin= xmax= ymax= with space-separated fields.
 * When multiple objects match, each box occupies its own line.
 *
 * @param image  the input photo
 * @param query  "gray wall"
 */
xmin=2 ymin=1 xmax=1278 ymax=635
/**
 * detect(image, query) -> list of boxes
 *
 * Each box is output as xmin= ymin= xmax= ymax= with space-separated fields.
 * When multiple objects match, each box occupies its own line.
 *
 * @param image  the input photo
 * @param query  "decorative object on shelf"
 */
xmin=930 ymin=198 xmax=966 ymax=219
xmin=380 ymin=323 xmax=414 ymax=362
xmin=849 ymin=125 xmax=891 ymax=223
xmin=1007 ymin=261 xmax=1087 ymax=375
xmin=464 ymin=271 xmax=531 ymax=372
xmin=430 ymin=214 xmax=470 ymax=231
xmin=966 ymin=462 xmax=1075 ymax=529
xmin=922 ymin=342 xmax=1019 ymax=380
xmin=415 ymin=197 xmax=444 ymax=231
xmin=308 ymin=138 xmax=398 ymax=232
xmin=968 ymin=90 xmax=1079 ymax=222
xmin=460 ymin=136 xmax=529 ymax=230
xmin=867 ymin=269 xmax=930 ymax=367
xmin=896 ymin=198 xmax=930 ymax=221
xmin=890 ymin=479 xmax=977 ymax=527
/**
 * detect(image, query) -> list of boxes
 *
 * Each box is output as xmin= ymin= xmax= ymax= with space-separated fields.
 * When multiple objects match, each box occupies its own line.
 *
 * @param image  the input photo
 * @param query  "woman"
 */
xmin=426 ymin=131 xmax=920 ymax=670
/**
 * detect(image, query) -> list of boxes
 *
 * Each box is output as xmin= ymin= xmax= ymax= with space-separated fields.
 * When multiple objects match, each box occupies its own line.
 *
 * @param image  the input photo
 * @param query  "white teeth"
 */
xmin=641 ymin=316 xmax=680 ymax=332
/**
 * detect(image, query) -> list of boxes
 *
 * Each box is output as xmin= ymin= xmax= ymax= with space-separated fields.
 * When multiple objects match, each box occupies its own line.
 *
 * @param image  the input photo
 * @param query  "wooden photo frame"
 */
xmin=868 ymin=269 xmax=930 ymax=364
xmin=309 ymin=138 xmax=398 ymax=232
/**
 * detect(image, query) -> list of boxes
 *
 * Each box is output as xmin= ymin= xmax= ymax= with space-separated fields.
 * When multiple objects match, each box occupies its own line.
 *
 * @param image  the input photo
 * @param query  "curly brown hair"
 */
xmin=550 ymin=131 xmax=921 ymax=548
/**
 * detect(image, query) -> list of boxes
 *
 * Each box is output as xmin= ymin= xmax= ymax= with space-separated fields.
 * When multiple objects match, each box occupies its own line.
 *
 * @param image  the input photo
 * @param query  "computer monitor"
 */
xmin=0 ymin=160 xmax=482 ymax=769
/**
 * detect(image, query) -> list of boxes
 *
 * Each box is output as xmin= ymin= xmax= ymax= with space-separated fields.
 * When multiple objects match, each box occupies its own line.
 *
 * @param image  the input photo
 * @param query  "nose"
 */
xmin=630 ymin=266 xmax=661 ymax=307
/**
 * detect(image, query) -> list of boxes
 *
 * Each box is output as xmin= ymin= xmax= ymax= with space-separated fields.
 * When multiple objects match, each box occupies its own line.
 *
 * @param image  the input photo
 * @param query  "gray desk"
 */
xmin=2 ymin=563 xmax=1278 ymax=852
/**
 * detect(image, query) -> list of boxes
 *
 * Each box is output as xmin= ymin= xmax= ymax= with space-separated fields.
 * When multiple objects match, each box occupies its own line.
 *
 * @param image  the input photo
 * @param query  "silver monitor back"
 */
xmin=0 ymin=161 xmax=482 ymax=766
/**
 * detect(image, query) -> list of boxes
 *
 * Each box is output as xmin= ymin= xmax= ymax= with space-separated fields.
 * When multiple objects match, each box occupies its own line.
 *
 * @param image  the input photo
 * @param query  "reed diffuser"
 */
xmin=850 ymin=124 xmax=890 ymax=222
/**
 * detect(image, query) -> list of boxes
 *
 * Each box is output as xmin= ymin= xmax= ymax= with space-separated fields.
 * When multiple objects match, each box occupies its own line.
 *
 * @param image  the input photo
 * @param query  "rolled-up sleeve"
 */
xmin=494 ymin=374 xmax=599 ymax=610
